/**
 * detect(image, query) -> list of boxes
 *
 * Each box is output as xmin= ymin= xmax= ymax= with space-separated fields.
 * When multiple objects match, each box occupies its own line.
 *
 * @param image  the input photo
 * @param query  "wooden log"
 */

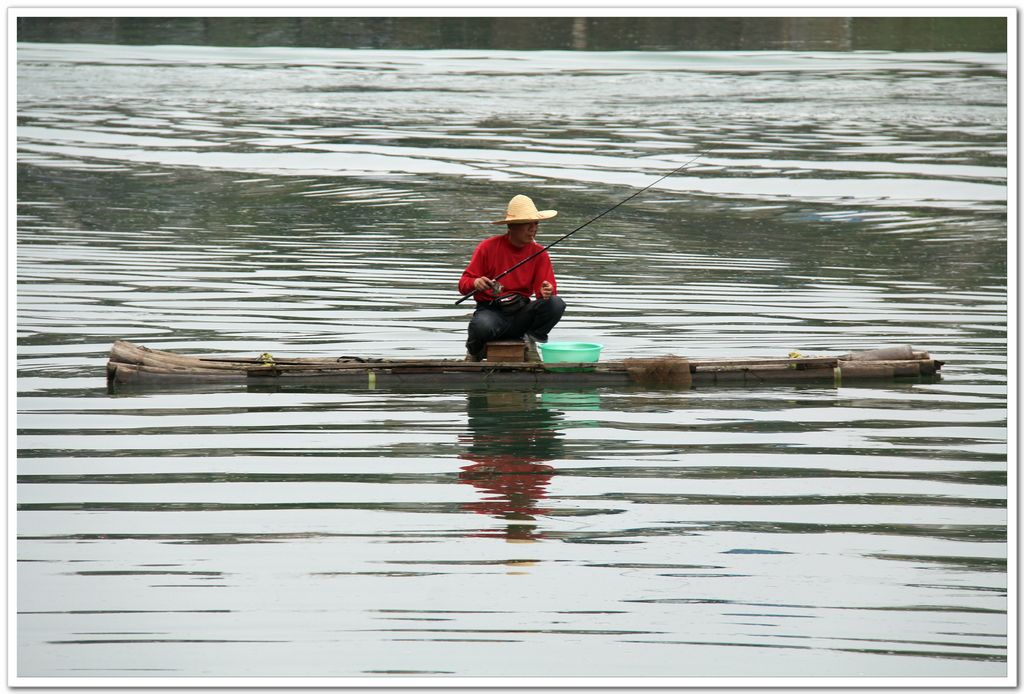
xmin=258 ymin=360 xmax=550 ymax=373
xmin=840 ymin=345 xmax=914 ymax=361
xmin=111 ymin=341 xmax=254 ymax=371
xmin=836 ymin=363 xmax=896 ymax=380
xmin=111 ymin=340 xmax=358 ymax=370
xmin=108 ymin=362 xmax=247 ymax=384
xmin=696 ymin=360 xmax=923 ymax=385
xmin=838 ymin=360 xmax=921 ymax=377
xmin=689 ymin=356 xmax=839 ymax=370
xmin=116 ymin=341 xmax=565 ymax=374
xmin=111 ymin=360 xmax=248 ymax=377
xmin=695 ymin=362 xmax=802 ymax=373
xmin=693 ymin=366 xmax=838 ymax=383
xmin=110 ymin=362 xmax=633 ymax=388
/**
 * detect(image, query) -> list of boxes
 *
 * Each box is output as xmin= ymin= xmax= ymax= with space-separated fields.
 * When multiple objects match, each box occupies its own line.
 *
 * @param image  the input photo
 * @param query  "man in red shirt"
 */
xmin=459 ymin=195 xmax=567 ymax=361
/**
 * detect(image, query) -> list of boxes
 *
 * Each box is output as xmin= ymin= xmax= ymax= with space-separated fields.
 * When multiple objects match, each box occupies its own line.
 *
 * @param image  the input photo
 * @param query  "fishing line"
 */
xmin=454 ymin=144 xmax=717 ymax=305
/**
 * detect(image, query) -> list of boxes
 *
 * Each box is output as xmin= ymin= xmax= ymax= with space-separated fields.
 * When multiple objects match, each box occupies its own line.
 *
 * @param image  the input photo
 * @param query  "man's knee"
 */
xmin=536 ymin=295 xmax=566 ymax=322
xmin=469 ymin=309 xmax=507 ymax=339
xmin=523 ymin=296 xmax=566 ymax=341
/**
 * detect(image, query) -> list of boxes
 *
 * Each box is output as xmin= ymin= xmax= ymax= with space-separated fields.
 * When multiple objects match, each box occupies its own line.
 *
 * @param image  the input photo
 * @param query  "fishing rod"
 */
xmin=454 ymin=145 xmax=717 ymax=306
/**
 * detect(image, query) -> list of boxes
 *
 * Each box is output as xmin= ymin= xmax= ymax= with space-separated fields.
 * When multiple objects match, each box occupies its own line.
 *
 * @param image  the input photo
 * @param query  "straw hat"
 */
xmin=490 ymin=195 xmax=558 ymax=225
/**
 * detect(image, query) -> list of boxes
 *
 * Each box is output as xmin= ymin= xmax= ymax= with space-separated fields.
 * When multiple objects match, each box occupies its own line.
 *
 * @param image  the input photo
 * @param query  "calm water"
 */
xmin=16 ymin=43 xmax=1008 ymax=681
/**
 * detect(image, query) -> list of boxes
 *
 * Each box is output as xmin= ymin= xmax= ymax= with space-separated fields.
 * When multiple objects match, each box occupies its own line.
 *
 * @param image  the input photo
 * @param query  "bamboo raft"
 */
xmin=106 ymin=340 xmax=942 ymax=390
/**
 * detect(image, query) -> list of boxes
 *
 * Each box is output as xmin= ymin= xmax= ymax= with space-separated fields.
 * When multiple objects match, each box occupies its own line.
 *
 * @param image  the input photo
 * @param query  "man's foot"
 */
xmin=523 ymin=334 xmax=541 ymax=362
xmin=465 ymin=351 xmax=483 ymax=362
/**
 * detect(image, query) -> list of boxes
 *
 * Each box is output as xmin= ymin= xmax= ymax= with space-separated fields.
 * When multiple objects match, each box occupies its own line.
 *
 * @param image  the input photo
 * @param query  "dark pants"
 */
xmin=466 ymin=296 xmax=567 ymax=358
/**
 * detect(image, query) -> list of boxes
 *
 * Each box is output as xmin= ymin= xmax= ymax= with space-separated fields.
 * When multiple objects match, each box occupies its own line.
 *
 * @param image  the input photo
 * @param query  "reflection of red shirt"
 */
xmin=459 ymin=456 xmax=555 ymax=518
xmin=458 ymin=234 xmax=557 ymax=303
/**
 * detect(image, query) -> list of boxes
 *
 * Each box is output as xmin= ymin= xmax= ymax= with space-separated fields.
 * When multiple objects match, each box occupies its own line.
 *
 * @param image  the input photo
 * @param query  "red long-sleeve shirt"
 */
xmin=458 ymin=234 xmax=557 ymax=303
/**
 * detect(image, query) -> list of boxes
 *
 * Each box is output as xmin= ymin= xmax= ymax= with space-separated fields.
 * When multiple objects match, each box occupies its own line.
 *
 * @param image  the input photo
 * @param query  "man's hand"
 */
xmin=540 ymin=281 xmax=553 ymax=300
xmin=473 ymin=277 xmax=495 ymax=292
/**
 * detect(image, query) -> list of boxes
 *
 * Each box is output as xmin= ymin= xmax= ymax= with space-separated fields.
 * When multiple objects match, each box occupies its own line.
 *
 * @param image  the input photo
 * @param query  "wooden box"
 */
xmin=486 ymin=340 xmax=526 ymax=362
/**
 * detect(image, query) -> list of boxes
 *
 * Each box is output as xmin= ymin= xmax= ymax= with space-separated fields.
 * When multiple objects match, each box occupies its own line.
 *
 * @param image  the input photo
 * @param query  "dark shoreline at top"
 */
xmin=17 ymin=16 xmax=1008 ymax=53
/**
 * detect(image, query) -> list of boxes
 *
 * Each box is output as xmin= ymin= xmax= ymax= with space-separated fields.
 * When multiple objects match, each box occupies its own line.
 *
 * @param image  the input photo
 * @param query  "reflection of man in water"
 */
xmin=458 ymin=390 xmax=565 ymax=541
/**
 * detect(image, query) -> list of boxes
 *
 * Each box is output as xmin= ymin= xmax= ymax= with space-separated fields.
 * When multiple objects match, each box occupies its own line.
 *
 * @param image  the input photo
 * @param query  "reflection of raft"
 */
xmin=106 ymin=340 xmax=942 ymax=390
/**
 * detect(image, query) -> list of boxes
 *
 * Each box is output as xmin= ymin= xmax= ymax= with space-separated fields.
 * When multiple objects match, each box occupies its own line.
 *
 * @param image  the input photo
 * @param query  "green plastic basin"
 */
xmin=538 ymin=342 xmax=603 ymax=364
